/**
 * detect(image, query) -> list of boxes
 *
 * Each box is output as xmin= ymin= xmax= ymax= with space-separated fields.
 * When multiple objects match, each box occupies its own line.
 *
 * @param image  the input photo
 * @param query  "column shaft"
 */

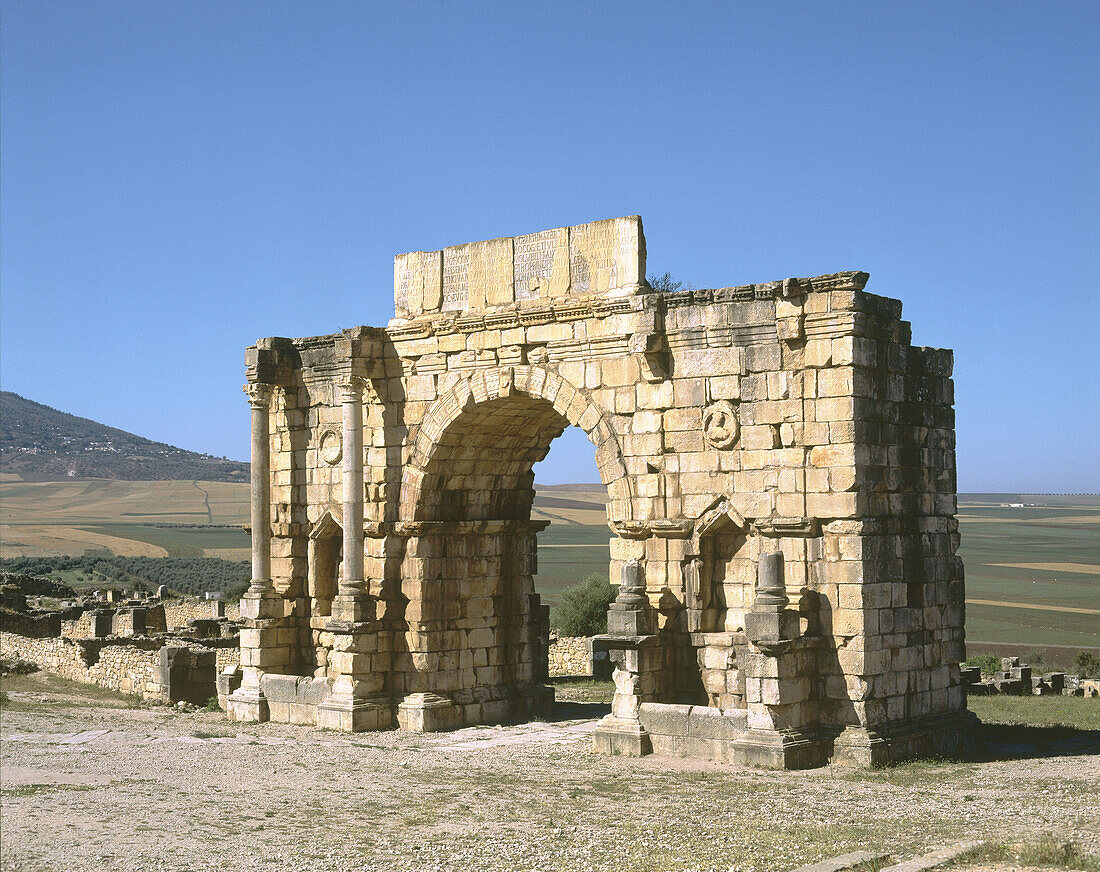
xmin=340 ymin=380 xmax=365 ymax=594
xmin=246 ymin=384 xmax=273 ymax=592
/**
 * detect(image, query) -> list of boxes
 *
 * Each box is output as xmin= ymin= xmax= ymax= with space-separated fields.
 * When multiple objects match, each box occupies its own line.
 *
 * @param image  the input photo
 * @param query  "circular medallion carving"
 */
xmin=318 ymin=428 xmax=343 ymax=465
xmin=703 ymin=401 xmax=739 ymax=449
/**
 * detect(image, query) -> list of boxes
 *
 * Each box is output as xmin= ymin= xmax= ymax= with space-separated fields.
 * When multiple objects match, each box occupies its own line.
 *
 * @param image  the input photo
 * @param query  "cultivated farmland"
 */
xmin=2 ymin=475 xmax=1097 ymax=648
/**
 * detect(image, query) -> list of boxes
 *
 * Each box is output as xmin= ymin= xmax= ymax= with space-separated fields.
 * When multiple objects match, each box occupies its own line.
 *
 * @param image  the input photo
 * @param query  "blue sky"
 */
xmin=2 ymin=1 xmax=1097 ymax=491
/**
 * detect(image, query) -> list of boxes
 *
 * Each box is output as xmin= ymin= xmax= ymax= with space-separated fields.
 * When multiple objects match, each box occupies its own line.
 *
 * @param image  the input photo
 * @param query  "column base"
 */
xmin=591 ymin=715 xmax=652 ymax=756
xmin=330 ymin=593 xmax=376 ymax=623
xmin=732 ymin=728 xmax=826 ymax=770
xmin=397 ymin=693 xmax=459 ymax=732
xmin=226 ymin=686 xmax=269 ymax=724
xmin=239 ymin=586 xmax=283 ymax=620
xmin=316 ymin=694 xmax=394 ymax=732
xmin=830 ymin=709 xmax=981 ymax=767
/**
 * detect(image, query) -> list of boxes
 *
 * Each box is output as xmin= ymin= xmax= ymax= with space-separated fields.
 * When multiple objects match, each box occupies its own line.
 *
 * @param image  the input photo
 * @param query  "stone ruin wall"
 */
xmin=164 ymin=600 xmax=240 ymax=628
xmin=547 ymin=636 xmax=591 ymax=677
xmin=232 ymin=215 xmax=971 ymax=766
xmin=0 ymin=631 xmax=239 ymax=701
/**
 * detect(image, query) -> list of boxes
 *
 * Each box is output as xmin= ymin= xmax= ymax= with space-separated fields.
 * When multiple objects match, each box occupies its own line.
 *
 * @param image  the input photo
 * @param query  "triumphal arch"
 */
xmin=228 ymin=216 xmax=975 ymax=767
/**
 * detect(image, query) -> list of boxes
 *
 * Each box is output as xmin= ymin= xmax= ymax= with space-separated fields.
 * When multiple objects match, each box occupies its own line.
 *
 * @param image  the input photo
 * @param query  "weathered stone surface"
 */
xmin=240 ymin=216 xmax=969 ymax=768
xmin=393 ymin=216 xmax=644 ymax=317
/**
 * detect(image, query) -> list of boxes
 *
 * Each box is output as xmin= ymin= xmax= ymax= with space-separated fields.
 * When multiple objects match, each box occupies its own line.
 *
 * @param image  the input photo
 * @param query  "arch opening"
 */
xmin=396 ymin=387 xmax=620 ymax=725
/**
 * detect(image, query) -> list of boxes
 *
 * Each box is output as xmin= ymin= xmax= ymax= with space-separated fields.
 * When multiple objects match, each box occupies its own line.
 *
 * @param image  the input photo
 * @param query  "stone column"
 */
xmin=331 ymin=378 xmax=372 ymax=622
xmin=246 ymin=383 xmax=273 ymax=593
xmin=591 ymin=558 xmax=658 ymax=756
xmin=228 ymin=382 xmax=280 ymax=724
xmin=734 ymin=551 xmax=824 ymax=769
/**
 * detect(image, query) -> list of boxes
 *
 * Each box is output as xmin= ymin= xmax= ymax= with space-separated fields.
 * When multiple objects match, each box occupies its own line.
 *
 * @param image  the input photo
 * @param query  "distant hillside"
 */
xmin=0 ymin=391 xmax=249 ymax=483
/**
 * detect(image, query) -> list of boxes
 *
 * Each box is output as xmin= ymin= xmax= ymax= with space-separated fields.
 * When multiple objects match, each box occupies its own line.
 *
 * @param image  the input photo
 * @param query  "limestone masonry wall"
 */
xmin=0 ymin=631 xmax=238 ymax=701
xmin=548 ymin=636 xmax=590 ymax=677
xmin=165 ymin=600 xmax=240 ymax=628
xmin=2 ymin=631 xmax=160 ymax=695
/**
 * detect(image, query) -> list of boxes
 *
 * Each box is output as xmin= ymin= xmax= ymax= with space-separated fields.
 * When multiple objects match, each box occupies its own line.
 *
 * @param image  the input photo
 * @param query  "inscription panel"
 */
xmin=442 ymin=246 xmax=470 ymax=312
xmin=394 ymin=250 xmax=442 ymax=317
xmin=513 ymin=230 xmax=559 ymax=301
xmin=569 ymin=217 xmax=642 ymax=294
xmin=392 ymin=216 xmax=643 ymax=316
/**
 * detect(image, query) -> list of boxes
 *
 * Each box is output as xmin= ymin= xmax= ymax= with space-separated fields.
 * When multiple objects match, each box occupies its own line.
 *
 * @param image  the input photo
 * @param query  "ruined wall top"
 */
xmin=393 ymin=216 xmax=646 ymax=319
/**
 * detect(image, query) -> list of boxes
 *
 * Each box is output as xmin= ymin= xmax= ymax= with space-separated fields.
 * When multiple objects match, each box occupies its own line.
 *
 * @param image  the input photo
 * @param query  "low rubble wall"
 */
xmin=165 ymin=600 xmax=240 ymax=628
xmin=0 ymin=630 xmax=240 ymax=704
xmin=548 ymin=636 xmax=590 ymax=677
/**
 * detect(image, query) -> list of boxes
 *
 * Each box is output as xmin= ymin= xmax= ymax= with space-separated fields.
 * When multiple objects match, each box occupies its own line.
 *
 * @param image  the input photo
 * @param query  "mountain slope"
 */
xmin=0 ymin=391 xmax=249 ymax=482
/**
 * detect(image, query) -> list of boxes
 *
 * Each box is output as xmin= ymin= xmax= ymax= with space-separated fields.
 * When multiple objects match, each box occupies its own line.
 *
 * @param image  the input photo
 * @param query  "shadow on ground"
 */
xmin=545 ymin=700 xmax=611 ymax=721
xmin=977 ymin=721 xmax=1100 ymax=761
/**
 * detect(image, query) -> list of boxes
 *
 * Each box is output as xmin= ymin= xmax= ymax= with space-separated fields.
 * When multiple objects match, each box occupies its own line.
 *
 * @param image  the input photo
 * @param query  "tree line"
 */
xmin=0 ymin=555 xmax=250 ymax=599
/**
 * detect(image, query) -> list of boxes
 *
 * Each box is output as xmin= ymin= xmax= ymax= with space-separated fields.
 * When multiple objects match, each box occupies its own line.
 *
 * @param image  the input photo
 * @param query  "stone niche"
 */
xmin=229 ymin=215 xmax=976 ymax=768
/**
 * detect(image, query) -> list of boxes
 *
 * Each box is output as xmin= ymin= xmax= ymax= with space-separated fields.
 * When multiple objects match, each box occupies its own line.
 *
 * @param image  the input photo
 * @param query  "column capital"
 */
xmin=243 ymin=383 xmax=275 ymax=409
xmin=335 ymin=376 xmax=366 ymax=404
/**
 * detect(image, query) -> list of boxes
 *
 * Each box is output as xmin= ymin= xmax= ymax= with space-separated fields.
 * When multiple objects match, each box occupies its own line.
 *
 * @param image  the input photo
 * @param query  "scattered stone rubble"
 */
xmin=960 ymin=656 xmax=1100 ymax=697
xmin=0 ymin=572 xmax=242 ymax=705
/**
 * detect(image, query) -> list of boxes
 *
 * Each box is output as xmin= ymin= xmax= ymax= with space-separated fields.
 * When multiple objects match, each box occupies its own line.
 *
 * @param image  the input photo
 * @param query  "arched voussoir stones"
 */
xmin=400 ymin=365 xmax=633 ymax=525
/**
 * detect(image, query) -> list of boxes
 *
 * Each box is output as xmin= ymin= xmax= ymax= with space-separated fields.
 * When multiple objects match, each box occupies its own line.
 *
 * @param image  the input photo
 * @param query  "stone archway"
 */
xmin=401 ymin=366 xmax=631 ymax=524
xmin=231 ymin=215 xmax=976 ymax=768
xmin=388 ymin=369 xmax=628 ymax=730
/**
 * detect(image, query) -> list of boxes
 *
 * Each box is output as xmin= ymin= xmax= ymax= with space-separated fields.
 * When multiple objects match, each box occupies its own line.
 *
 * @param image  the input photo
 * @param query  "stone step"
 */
xmin=880 ymin=841 xmax=984 ymax=872
xmin=789 ymin=851 xmax=890 ymax=872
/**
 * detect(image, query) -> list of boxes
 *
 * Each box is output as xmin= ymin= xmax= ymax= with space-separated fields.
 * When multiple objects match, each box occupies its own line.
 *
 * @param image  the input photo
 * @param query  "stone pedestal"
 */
xmin=227 ymin=686 xmax=270 ymax=723
xmin=397 ymin=692 xmax=459 ymax=732
xmin=732 ymin=728 xmax=822 ymax=770
xmin=239 ymin=590 xmax=283 ymax=620
xmin=317 ymin=693 xmax=393 ymax=731
xmin=830 ymin=725 xmax=890 ymax=767
xmin=735 ymin=552 xmax=827 ymax=768
xmin=591 ymin=716 xmax=652 ymax=756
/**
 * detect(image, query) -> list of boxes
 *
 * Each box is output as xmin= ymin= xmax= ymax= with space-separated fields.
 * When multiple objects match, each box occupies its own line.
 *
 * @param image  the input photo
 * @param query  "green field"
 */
xmin=532 ymin=494 xmax=1100 ymax=648
xmin=957 ymin=502 xmax=1100 ymax=648
xmin=2 ymin=476 xmax=1096 ymax=647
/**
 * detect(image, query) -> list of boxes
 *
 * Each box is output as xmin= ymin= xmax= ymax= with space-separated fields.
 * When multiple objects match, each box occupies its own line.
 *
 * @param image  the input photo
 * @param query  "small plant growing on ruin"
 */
xmin=647 ymin=272 xmax=695 ymax=293
xmin=549 ymin=574 xmax=616 ymax=637
xmin=203 ymin=695 xmax=222 ymax=712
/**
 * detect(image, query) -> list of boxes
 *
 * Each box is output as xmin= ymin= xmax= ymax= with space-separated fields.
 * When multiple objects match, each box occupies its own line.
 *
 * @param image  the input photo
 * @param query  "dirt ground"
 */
xmin=1 ymin=673 xmax=1098 ymax=872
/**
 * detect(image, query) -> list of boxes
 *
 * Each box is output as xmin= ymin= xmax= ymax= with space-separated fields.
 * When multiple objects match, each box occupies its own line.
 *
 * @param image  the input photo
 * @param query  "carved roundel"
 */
xmin=318 ymin=428 xmax=343 ymax=465
xmin=703 ymin=400 xmax=740 ymax=449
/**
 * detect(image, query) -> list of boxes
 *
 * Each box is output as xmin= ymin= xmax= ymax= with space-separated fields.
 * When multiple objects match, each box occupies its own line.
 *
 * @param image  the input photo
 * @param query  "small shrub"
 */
xmin=0 ymin=656 xmax=39 ymax=676
xmin=1073 ymin=651 xmax=1100 ymax=678
xmin=962 ymin=653 xmax=1001 ymax=676
xmin=974 ymin=837 xmax=1100 ymax=871
xmin=203 ymin=695 xmax=222 ymax=712
xmin=550 ymin=574 xmax=616 ymax=637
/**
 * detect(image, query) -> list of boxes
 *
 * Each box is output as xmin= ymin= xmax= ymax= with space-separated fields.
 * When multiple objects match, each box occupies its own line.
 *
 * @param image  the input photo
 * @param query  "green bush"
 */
xmin=962 ymin=654 xmax=1002 ymax=675
xmin=1073 ymin=651 xmax=1100 ymax=678
xmin=549 ymin=574 xmax=616 ymax=636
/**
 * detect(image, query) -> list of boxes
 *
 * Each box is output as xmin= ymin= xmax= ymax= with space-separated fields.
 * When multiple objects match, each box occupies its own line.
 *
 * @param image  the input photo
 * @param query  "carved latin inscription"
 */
xmin=513 ymin=230 xmax=559 ymax=300
xmin=392 ymin=217 xmax=643 ymax=316
xmin=442 ymin=247 xmax=470 ymax=312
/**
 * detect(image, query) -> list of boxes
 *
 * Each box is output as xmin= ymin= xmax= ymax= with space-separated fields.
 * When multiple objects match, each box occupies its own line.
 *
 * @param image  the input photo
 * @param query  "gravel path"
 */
xmin=2 ymin=675 xmax=1098 ymax=872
